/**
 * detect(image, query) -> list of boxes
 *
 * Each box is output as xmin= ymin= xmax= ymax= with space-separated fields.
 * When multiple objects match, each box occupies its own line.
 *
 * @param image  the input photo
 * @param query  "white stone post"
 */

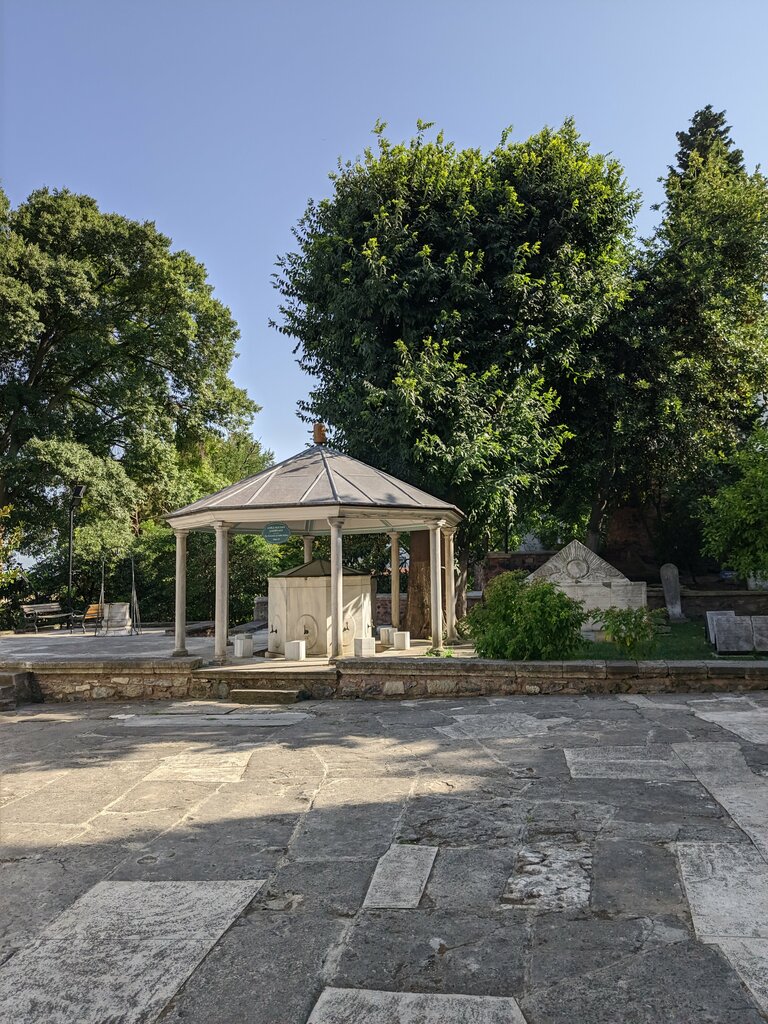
xmin=172 ymin=529 xmax=188 ymax=656
xmin=388 ymin=531 xmax=400 ymax=629
xmin=214 ymin=521 xmax=230 ymax=664
xmin=329 ymin=517 xmax=344 ymax=659
xmin=429 ymin=521 xmax=445 ymax=650
xmin=302 ymin=534 xmax=315 ymax=564
xmin=444 ymin=526 xmax=457 ymax=643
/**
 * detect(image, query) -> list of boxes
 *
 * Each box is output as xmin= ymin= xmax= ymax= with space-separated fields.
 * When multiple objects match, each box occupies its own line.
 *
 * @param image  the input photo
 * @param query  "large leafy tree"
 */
xmin=548 ymin=108 xmax=768 ymax=557
xmin=274 ymin=120 xmax=638 ymax=631
xmin=0 ymin=187 xmax=254 ymax=514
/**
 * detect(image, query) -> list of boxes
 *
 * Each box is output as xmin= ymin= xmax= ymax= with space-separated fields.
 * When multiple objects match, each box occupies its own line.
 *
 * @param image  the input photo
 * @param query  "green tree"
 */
xmin=672 ymin=104 xmax=744 ymax=178
xmin=0 ymin=187 xmax=255 ymax=515
xmin=701 ymin=427 xmax=768 ymax=580
xmin=274 ymin=120 xmax=637 ymax=632
xmin=542 ymin=107 xmax=768 ymax=557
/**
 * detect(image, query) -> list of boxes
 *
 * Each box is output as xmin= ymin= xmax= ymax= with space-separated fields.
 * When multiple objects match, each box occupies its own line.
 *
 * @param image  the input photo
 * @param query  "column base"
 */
xmin=171 ymin=648 xmax=189 ymax=658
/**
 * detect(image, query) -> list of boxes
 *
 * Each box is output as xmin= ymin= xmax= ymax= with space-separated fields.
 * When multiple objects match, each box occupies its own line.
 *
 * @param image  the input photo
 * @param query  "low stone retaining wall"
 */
xmin=333 ymin=657 xmax=768 ymax=700
xmin=0 ymin=658 xmax=208 ymax=703
xmin=5 ymin=655 xmax=768 ymax=703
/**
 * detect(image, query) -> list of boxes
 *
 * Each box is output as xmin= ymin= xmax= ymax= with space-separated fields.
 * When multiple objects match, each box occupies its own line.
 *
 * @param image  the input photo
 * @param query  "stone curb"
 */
xmin=6 ymin=655 xmax=768 ymax=703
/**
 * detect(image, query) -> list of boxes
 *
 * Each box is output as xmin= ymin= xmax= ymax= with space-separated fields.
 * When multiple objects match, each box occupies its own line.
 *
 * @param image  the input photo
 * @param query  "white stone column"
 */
xmin=172 ymin=529 xmax=189 ymax=656
xmin=429 ymin=521 xmax=444 ymax=650
xmin=443 ymin=527 xmax=457 ymax=643
xmin=214 ymin=521 xmax=230 ymax=664
xmin=329 ymin=517 xmax=344 ymax=659
xmin=302 ymin=534 xmax=315 ymax=564
xmin=388 ymin=531 xmax=400 ymax=628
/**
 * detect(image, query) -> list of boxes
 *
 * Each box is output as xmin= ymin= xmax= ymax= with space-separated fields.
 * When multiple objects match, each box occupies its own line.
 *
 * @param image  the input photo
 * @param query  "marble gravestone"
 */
xmin=715 ymin=616 xmax=754 ymax=654
xmin=660 ymin=563 xmax=687 ymax=622
xmin=527 ymin=540 xmax=646 ymax=637
xmin=706 ymin=610 xmax=735 ymax=645
xmin=751 ymin=616 xmax=768 ymax=652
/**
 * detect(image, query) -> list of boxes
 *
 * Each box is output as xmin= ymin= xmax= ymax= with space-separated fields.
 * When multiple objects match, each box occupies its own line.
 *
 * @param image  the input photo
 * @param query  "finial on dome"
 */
xmin=313 ymin=422 xmax=327 ymax=445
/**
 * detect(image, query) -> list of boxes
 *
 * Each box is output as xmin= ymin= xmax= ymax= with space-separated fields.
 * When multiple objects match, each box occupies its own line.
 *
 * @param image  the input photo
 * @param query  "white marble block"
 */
xmin=285 ymin=639 xmax=306 ymax=660
xmin=526 ymin=540 xmax=646 ymax=636
xmin=354 ymin=637 xmax=376 ymax=657
xmin=233 ymin=635 xmax=253 ymax=658
xmin=706 ymin=610 xmax=735 ymax=644
xmin=393 ymin=631 xmax=411 ymax=650
xmin=751 ymin=616 xmax=768 ymax=652
xmin=379 ymin=626 xmax=394 ymax=646
xmin=715 ymin=616 xmax=754 ymax=654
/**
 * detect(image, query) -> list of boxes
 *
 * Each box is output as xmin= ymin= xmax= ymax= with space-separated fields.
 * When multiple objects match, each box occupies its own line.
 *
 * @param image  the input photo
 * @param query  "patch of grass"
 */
xmin=571 ymin=620 xmax=768 ymax=661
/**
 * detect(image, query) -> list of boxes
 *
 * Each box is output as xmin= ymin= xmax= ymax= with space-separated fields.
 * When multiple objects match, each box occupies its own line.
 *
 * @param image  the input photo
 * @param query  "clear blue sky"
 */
xmin=2 ymin=0 xmax=767 ymax=460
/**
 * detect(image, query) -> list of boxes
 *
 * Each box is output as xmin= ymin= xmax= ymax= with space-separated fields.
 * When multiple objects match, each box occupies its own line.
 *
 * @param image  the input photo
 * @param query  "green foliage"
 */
xmin=274 ymin=119 xmax=638 ymax=559
xmin=0 ymin=186 xmax=255 ymax=519
xmin=672 ymin=104 xmax=744 ymax=178
xmin=467 ymin=571 xmax=588 ymax=660
xmin=701 ymin=427 xmax=768 ymax=579
xmin=0 ymin=505 xmax=22 ymax=589
xmin=594 ymin=606 xmax=664 ymax=658
xmin=523 ymin=107 xmax=768 ymax=556
xmin=125 ymin=524 xmax=281 ymax=624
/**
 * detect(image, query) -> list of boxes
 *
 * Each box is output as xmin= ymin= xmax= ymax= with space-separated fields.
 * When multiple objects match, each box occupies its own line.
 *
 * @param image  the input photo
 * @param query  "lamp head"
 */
xmin=71 ymin=484 xmax=87 ymax=509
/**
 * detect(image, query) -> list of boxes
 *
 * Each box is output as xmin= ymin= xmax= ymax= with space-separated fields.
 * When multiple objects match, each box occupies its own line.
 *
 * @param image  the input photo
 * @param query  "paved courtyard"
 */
xmin=2 ymin=692 xmax=768 ymax=1023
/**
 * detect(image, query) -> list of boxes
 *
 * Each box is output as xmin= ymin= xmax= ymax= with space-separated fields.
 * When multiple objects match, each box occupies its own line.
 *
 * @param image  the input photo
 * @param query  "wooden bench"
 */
xmin=72 ymin=603 xmax=104 ymax=634
xmin=21 ymin=602 xmax=71 ymax=631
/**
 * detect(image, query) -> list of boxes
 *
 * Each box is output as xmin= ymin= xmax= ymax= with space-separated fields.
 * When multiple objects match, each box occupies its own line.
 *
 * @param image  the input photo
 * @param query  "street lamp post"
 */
xmin=67 ymin=484 xmax=87 ymax=628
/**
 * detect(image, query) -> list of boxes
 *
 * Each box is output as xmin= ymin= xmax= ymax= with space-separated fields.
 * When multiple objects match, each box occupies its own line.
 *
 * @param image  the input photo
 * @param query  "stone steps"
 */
xmin=229 ymin=688 xmax=300 ymax=705
xmin=0 ymin=679 xmax=17 ymax=713
xmin=0 ymin=670 xmax=36 ymax=711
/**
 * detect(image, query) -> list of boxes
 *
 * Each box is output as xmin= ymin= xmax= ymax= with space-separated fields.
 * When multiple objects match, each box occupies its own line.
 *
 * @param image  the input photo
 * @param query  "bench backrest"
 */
xmin=22 ymin=602 xmax=64 ymax=614
xmin=82 ymin=603 xmax=103 ymax=621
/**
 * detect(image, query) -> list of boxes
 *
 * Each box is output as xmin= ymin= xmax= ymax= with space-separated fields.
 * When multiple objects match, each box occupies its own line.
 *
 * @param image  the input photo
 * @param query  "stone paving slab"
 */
xmin=363 ymin=844 xmax=438 ymax=909
xmin=307 ymin=988 xmax=527 ymax=1023
xmin=677 ymin=842 xmax=768 ymax=938
xmin=0 ymin=879 xmax=264 ymax=1023
xmin=142 ymin=748 xmax=254 ymax=782
xmin=564 ymin=744 xmax=696 ymax=781
xmin=2 ymin=692 xmax=768 ymax=1023
xmin=716 ymin=939 xmax=768 ymax=1015
xmin=110 ymin=712 xmax=310 ymax=727
xmin=693 ymin=709 xmax=768 ymax=744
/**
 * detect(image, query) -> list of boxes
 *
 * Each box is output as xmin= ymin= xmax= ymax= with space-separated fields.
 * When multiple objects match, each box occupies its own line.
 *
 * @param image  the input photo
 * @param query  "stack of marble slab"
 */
xmin=708 ymin=610 xmax=768 ymax=653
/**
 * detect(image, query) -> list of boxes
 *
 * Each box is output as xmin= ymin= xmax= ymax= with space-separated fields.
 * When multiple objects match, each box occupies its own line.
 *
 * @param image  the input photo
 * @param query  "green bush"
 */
xmin=468 ymin=571 xmax=588 ymax=660
xmin=595 ymin=606 xmax=664 ymax=658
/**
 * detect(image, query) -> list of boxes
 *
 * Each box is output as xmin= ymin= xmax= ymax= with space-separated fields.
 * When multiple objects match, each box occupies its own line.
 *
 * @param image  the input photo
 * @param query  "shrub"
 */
xmin=595 ymin=606 xmax=664 ymax=658
xmin=467 ymin=571 xmax=588 ymax=660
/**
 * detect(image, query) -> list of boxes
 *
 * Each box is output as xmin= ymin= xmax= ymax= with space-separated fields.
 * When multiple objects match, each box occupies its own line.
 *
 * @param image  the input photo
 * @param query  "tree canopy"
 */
xmin=0 ymin=187 xmax=255 ymax=514
xmin=0 ymin=186 xmax=275 ymax=625
xmin=274 ymin=119 xmax=639 ymax=565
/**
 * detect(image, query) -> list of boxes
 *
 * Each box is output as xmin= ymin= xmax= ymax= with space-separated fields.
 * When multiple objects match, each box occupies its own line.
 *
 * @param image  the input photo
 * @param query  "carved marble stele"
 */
xmin=527 ymin=540 xmax=647 ymax=636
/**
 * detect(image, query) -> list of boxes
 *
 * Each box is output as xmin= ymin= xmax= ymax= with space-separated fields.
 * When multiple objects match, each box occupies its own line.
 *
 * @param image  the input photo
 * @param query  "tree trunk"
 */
xmin=455 ymin=550 xmax=469 ymax=620
xmin=405 ymin=530 xmax=431 ymax=638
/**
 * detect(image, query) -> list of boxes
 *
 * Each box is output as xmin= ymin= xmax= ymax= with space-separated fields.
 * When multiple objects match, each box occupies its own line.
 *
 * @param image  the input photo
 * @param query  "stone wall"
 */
xmin=6 ymin=659 xmax=208 ymax=703
xmin=646 ymin=588 xmax=768 ymax=619
xmin=8 ymin=654 xmax=768 ymax=704
xmin=333 ymin=657 xmax=768 ymax=700
xmin=374 ymin=592 xmax=482 ymax=627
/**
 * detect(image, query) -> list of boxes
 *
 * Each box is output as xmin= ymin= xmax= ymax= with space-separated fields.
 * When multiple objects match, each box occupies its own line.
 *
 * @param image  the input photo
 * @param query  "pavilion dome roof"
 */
xmin=166 ymin=445 xmax=462 ymax=533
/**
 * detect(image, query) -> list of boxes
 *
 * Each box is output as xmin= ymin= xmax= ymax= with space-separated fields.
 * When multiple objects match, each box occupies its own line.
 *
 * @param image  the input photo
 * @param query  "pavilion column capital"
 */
xmin=327 ymin=517 xmax=345 ymax=529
